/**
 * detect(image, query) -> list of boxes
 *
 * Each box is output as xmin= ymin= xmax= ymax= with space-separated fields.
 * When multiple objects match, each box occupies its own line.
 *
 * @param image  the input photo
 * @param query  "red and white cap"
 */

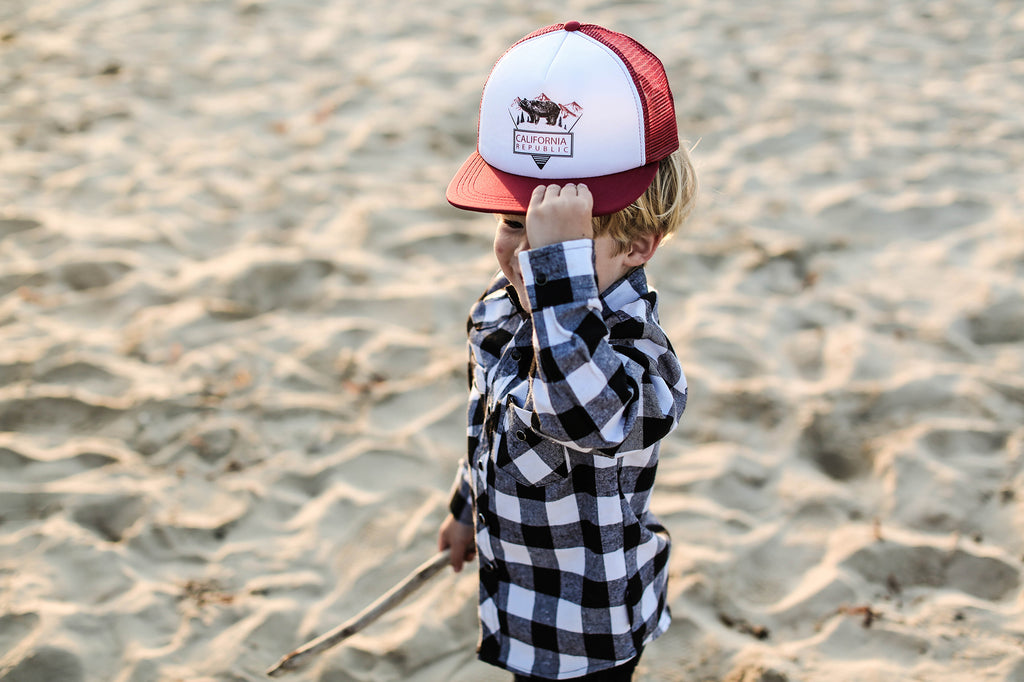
xmin=446 ymin=21 xmax=678 ymax=216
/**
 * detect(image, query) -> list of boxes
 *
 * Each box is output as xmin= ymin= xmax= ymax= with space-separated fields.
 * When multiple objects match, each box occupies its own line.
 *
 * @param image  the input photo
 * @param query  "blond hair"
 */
xmin=593 ymin=146 xmax=698 ymax=254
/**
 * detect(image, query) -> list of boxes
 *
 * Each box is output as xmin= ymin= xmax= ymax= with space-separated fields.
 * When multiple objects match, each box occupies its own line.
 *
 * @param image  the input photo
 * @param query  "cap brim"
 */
xmin=446 ymin=151 xmax=659 ymax=217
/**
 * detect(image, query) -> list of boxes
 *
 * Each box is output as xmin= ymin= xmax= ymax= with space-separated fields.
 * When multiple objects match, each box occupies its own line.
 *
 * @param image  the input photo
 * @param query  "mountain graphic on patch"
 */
xmin=509 ymin=94 xmax=584 ymax=169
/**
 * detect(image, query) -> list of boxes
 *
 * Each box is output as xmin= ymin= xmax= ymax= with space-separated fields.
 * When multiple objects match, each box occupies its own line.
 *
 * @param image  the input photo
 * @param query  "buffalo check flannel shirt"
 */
xmin=448 ymin=239 xmax=688 ymax=680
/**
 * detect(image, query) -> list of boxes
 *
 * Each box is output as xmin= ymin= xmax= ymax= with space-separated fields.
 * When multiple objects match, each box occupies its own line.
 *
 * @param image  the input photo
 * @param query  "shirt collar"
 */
xmin=600 ymin=266 xmax=649 ymax=314
xmin=503 ymin=283 xmax=529 ymax=317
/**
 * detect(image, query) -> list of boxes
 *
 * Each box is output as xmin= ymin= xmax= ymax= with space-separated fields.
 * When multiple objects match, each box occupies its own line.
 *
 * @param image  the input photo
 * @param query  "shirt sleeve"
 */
xmin=518 ymin=240 xmax=686 ymax=455
xmin=449 ymin=332 xmax=488 ymax=525
xmin=447 ymin=458 xmax=475 ymax=525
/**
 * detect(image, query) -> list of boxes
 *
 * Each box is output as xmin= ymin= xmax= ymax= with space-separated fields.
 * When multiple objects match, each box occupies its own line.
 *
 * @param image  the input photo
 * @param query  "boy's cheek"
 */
xmin=493 ymin=231 xmax=512 ymax=258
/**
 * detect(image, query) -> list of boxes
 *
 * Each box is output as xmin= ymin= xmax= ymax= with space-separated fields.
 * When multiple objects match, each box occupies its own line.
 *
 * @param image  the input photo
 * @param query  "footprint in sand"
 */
xmin=843 ymin=541 xmax=1019 ymax=602
xmin=0 ymin=646 xmax=85 ymax=682
xmin=54 ymin=258 xmax=134 ymax=291
xmin=880 ymin=422 xmax=1011 ymax=534
xmin=0 ymin=217 xmax=42 ymax=239
xmin=34 ymin=360 xmax=132 ymax=396
xmin=966 ymin=288 xmax=1024 ymax=345
xmin=797 ymin=406 xmax=873 ymax=481
xmin=0 ymin=612 xmax=39 ymax=659
xmin=71 ymin=494 xmax=147 ymax=542
xmin=223 ymin=257 xmax=334 ymax=315
xmin=0 ymin=395 xmax=124 ymax=436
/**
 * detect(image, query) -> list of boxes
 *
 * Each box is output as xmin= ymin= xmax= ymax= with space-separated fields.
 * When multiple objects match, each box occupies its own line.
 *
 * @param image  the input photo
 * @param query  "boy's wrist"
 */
xmin=518 ymin=240 xmax=598 ymax=310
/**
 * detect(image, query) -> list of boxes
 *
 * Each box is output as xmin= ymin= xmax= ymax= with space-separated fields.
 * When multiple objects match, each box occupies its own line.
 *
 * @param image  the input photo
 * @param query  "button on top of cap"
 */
xmin=563 ymin=21 xmax=581 ymax=31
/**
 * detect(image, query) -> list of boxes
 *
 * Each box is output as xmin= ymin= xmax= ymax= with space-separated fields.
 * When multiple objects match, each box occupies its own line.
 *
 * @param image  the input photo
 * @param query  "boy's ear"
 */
xmin=623 ymin=233 xmax=662 ymax=267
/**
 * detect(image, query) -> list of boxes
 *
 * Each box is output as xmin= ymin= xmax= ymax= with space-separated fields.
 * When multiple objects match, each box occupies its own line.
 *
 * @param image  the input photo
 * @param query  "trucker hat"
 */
xmin=446 ymin=21 xmax=679 ymax=216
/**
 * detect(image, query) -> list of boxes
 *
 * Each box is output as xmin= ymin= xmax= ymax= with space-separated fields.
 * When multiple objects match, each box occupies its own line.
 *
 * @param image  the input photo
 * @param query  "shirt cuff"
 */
xmin=518 ymin=239 xmax=599 ymax=311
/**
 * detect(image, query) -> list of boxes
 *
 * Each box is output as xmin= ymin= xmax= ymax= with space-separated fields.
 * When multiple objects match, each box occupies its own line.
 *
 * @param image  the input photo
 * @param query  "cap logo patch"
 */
xmin=509 ymin=94 xmax=584 ymax=169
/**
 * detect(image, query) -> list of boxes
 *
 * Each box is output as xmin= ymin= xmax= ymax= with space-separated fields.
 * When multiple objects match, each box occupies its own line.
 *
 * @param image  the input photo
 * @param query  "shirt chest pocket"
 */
xmin=495 ymin=402 xmax=570 ymax=487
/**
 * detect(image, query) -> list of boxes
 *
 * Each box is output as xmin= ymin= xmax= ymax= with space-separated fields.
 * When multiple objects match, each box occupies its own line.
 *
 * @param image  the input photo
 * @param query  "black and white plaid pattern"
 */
xmin=449 ymin=239 xmax=687 ymax=680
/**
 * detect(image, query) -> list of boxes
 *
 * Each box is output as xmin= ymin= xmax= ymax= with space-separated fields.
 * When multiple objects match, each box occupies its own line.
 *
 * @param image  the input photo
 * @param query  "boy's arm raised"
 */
xmin=517 ymin=191 xmax=686 ymax=455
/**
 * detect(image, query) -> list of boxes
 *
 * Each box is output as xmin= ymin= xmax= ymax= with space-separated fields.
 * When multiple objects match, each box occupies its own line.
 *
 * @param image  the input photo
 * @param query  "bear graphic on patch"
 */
xmin=517 ymin=98 xmax=562 ymax=125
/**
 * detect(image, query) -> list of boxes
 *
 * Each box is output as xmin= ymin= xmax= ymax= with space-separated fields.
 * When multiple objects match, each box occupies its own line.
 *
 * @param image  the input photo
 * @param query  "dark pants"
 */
xmin=512 ymin=655 xmax=641 ymax=682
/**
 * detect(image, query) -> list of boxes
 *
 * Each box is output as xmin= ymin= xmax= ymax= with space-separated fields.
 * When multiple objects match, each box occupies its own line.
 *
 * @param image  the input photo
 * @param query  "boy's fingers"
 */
xmin=531 ymin=182 xmax=592 ymax=204
xmin=564 ymin=183 xmax=591 ymax=204
xmin=452 ymin=542 xmax=469 ymax=572
xmin=528 ymin=184 xmax=546 ymax=210
xmin=577 ymin=183 xmax=593 ymax=209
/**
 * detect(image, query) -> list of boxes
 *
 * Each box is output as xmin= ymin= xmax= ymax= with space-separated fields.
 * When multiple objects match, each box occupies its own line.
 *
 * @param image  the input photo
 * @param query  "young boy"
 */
xmin=439 ymin=22 xmax=697 ymax=681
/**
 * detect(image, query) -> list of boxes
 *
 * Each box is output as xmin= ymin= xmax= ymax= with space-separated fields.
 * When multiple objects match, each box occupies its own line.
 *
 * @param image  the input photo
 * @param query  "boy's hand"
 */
xmin=526 ymin=183 xmax=594 ymax=249
xmin=438 ymin=514 xmax=476 ymax=572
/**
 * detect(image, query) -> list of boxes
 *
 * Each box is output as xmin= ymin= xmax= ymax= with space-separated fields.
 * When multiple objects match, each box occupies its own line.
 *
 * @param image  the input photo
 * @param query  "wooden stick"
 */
xmin=266 ymin=549 xmax=451 ymax=677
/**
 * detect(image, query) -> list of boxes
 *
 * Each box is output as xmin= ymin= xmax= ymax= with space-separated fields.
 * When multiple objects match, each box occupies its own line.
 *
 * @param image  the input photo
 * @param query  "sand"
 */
xmin=1 ymin=0 xmax=1022 ymax=680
